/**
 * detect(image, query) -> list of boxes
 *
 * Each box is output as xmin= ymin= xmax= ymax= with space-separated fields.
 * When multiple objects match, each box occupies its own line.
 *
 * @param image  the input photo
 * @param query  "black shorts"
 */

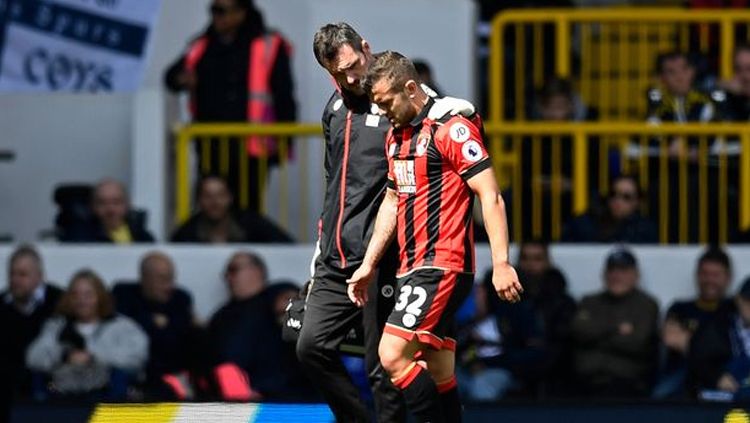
xmin=384 ymin=268 xmax=473 ymax=351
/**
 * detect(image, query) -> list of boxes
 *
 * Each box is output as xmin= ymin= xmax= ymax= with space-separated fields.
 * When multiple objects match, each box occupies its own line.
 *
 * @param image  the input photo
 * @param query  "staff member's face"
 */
xmin=370 ymin=78 xmax=417 ymax=128
xmin=326 ymin=42 xmax=370 ymax=95
xmin=210 ymin=0 xmax=245 ymax=35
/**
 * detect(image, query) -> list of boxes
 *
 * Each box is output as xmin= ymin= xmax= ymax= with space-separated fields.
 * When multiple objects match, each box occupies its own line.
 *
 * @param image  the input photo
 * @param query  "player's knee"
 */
xmin=295 ymin=331 xmax=318 ymax=365
xmin=378 ymin=340 xmax=406 ymax=376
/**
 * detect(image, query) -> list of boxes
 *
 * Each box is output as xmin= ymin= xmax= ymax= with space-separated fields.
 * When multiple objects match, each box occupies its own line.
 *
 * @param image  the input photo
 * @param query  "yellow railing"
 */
xmin=485 ymin=122 xmax=750 ymax=243
xmin=174 ymin=122 xmax=750 ymax=244
xmin=174 ymin=123 xmax=321 ymax=241
xmin=490 ymin=8 xmax=750 ymax=122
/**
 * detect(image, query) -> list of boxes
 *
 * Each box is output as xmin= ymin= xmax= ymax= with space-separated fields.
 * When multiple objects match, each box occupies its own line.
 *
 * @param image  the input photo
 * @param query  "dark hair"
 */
xmin=537 ymin=78 xmax=574 ymax=105
xmin=697 ymin=247 xmax=731 ymax=274
xmin=229 ymin=251 xmax=268 ymax=281
xmin=57 ymin=269 xmax=115 ymax=319
xmin=609 ymin=174 xmax=643 ymax=199
xmin=208 ymin=0 xmax=265 ymax=38
xmin=8 ymin=244 xmax=43 ymax=273
xmin=655 ymin=51 xmax=691 ymax=75
xmin=362 ymin=51 xmax=420 ymax=96
xmin=313 ymin=22 xmax=363 ymax=67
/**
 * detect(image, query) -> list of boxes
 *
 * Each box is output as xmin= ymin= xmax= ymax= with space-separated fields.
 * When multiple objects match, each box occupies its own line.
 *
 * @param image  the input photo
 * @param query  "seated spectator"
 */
xmin=64 ymin=179 xmax=154 ymax=244
xmin=457 ymin=274 xmax=545 ymax=401
xmin=171 ymin=175 xmax=293 ymax=243
xmin=0 ymin=246 xmax=63 ymax=400
xmin=26 ymin=270 xmax=148 ymax=400
xmin=654 ymin=247 xmax=734 ymax=399
xmin=208 ymin=252 xmax=311 ymax=400
xmin=571 ymin=248 xmax=659 ymax=397
xmin=515 ymin=240 xmax=577 ymax=395
xmin=688 ymin=276 xmax=750 ymax=400
xmin=717 ymin=44 xmax=750 ymax=121
xmin=112 ymin=252 xmax=195 ymax=391
xmin=647 ymin=51 xmax=715 ymax=125
xmin=562 ymin=175 xmax=658 ymax=243
xmin=534 ymin=78 xmax=596 ymax=122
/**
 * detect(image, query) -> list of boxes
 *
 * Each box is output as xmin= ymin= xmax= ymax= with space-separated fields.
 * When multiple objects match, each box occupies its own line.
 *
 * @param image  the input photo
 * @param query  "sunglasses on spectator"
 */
xmin=611 ymin=191 xmax=637 ymax=202
xmin=210 ymin=4 xmax=233 ymax=16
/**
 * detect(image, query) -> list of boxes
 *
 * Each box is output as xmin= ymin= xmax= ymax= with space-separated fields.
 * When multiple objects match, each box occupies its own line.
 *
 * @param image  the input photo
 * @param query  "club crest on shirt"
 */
xmin=462 ymin=140 xmax=483 ymax=162
xmin=332 ymin=99 xmax=343 ymax=111
xmin=393 ymin=160 xmax=417 ymax=194
xmin=416 ymin=134 xmax=431 ymax=156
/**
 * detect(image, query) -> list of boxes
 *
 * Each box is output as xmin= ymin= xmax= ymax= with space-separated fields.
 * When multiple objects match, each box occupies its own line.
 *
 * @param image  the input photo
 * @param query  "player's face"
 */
xmin=327 ymin=42 xmax=369 ymax=95
xmin=660 ymin=57 xmax=694 ymax=97
xmin=371 ymin=78 xmax=416 ymax=128
xmin=734 ymin=50 xmax=750 ymax=95
xmin=697 ymin=261 xmax=730 ymax=302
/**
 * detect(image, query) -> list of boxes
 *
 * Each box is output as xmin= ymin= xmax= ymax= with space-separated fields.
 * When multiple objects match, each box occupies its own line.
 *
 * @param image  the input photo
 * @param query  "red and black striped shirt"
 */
xmin=386 ymin=101 xmax=491 ymax=276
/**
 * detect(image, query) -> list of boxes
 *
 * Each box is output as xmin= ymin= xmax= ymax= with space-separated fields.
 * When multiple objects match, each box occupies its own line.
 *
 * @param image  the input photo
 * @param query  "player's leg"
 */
xmin=363 ymin=266 xmax=407 ymax=423
xmin=378 ymin=332 xmax=443 ymax=423
xmin=423 ymin=347 xmax=461 ymax=423
xmin=296 ymin=275 xmax=368 ymax=422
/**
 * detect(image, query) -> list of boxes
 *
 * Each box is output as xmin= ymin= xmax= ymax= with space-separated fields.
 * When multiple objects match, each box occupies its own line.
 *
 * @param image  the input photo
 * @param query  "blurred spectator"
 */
xmin=208 ymin=252 xmax=312 ymax=400
xmin=171 ymin=175 xmax=293 ymax=243
xmin=534 ymin=78 xmax=595 ymax=122
xmin=654 ymin=247 xmax=734 ymax=398
xmin=571 ymin=249 xmax=659 ymax=397
xmin=717 ymin=44 xmax=750 ymax=121
xmin=165 ymin=0 xmax=296 ymax=213
xmin=562 ymin=175 xmax=658 ymax=243
xmin=64 ymin=179 xmax=154 ymax=244
xmin=26 ymin=270 xmax=148 ymax=400
xmin=514 ymin=241 xmax=578 ymax=395
xmin=413 ymin=59 xmax=443 ymax=97
xmin=0 ymin=246 xmax=63 ymax=401
xmin=457 ymin=274 xmax=546 ymax=401
xmin=112 ymin=252 xmax=195 ymax=391
xmin=688 ymin=276 xmax=750 ymax=400
xmin=647 ymin=51 xmax=715 ymax=125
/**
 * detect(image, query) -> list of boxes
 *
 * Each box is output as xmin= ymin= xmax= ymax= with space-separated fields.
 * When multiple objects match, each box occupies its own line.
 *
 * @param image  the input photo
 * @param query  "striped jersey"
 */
xmin=386 ymin=100 xmax=490 ymax=276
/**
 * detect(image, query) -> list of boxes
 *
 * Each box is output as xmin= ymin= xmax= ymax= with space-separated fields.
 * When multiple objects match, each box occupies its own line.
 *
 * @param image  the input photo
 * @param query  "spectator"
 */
xmin=65 ymin=179 xmax=154 ymax=244
xmin=165 ymin=0 xmax=296 ymax=213
xmin=0 ymin=246 xmax=63 ymax=401
xmin=26 ymin=270 xmax=148 ymax=400
xmin=208 ymin=252 xmax=310 ymax=400
xmin=571 ymin=248 xmax=659 ymax=397
xmin=647 ymin=51 xmax=715 ymax=125
xmin=718 ymin=44 xmax=750 ymax=121
xmin=112 ymin=252 xmax=195 ymax=391
xmin=654 ymin=247 xmax=734 ymax=398
xmin=457 ymin=274 xmax=546 ymax=401
xmin=413 ymin=59 xmax=443 ymax=97
xmin=562 ymin=175 xmax=658 ymax=243
xmin=688 ymin=276 xmax=750 ymax=400
xmin=535 ymin=78 xmax=595 ymax=122
xmin=515 ymin=241 xmax=578 ymax=395
xmin=171 ymin=175 xmax=293 ymax=243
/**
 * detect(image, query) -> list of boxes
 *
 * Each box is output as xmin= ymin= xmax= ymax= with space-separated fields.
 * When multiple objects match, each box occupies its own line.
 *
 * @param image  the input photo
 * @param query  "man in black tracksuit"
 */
xmin=297 ymin=23 xmax=474 ymax=422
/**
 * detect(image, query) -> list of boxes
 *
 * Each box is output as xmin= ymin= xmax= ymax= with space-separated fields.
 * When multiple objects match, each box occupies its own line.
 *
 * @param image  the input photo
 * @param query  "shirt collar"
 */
xmin=4 ymin=283 xmax=47 ymax=315
xmin=408 ymin=97 xmax=435 ymax=128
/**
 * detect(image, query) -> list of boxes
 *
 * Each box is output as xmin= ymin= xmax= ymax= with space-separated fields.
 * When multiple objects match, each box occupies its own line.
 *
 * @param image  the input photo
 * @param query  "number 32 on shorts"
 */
xmin=395 ymin=285 xmax=427 ymax=328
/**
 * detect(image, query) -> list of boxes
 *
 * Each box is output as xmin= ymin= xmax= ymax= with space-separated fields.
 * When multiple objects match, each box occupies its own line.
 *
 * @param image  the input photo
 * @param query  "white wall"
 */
xmin=0 ymin=0 xmax=477 ymax=243
xmin=1 ymin=244 xmax=748 ymax=321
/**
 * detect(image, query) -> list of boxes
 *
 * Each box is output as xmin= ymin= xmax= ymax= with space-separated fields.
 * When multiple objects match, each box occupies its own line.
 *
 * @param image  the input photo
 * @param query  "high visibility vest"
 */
xmin=184 ymin=32 xmax=288 ymax=158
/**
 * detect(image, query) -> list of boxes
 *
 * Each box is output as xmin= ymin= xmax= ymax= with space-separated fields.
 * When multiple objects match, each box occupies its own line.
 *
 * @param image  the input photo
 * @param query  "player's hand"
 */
xmin=347 ymin=265 xmax=374 ymax=307
xmin=427 ymin=96 xmax=476 ymax=120
xmin=492 ymin=262 xmax=523 ymax=303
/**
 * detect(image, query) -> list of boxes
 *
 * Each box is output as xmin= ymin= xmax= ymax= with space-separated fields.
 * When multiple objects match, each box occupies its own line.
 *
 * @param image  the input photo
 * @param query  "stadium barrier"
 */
xmin=174 ymin=122 xmax=750 ymax=244
xmin=490 ymin=8 xmax=750 ymax=121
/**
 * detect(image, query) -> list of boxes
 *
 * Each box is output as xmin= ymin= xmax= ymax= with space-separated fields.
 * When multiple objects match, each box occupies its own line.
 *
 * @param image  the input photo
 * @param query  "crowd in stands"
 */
xmin=3 ymin=242 xmax=750 ymax=408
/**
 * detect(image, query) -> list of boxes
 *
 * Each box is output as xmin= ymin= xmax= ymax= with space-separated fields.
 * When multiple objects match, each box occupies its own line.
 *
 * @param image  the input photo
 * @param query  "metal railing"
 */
xmin=490 ymin=8 xmax=750 ymax=122
xmin=174 ymin=122 xmax=750 ymax=244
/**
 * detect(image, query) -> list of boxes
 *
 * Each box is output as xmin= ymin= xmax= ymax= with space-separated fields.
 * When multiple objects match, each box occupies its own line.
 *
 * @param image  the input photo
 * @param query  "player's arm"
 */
xmin=347 ymin=187 xmax=399 ymax=306
xmin=466 ymin=168 xmax=523 ymax=303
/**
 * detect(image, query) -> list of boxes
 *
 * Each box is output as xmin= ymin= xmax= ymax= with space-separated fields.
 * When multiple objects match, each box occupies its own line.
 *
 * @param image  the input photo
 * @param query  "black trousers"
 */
xmin=296 ymin=264 xmax=406 ymax=423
